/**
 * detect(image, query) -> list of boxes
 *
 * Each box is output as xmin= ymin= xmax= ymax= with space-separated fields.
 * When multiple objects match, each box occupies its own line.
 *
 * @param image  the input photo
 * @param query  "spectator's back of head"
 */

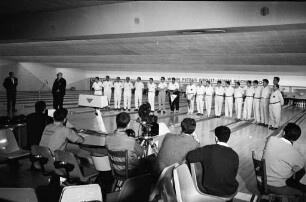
xmin=215 ymin=126 xmax=231 ymax=143
xmin=283 ymin=123 xmax=301 ymax=142
xmin=35 ymin=101 xmax=46 ymax=113
xmin=116 ymin=112 xmax=130 ymax=129
xmin=53 ymin=109 xmax=67 ymax=122
xmin=181 ymin=118 xmax=196 ymax=134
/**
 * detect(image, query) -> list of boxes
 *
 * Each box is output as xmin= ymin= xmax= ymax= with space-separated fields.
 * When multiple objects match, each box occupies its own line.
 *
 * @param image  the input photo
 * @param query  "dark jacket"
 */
xmin=26 ymin=112 xmax=53 ymax=149
xmin=186 ymin=144 xmax=239 ymax=197
xmin=3 ymin=77 xmax=18 ymax=95
xmin=52 ymin=78 xmax=66 ymax=96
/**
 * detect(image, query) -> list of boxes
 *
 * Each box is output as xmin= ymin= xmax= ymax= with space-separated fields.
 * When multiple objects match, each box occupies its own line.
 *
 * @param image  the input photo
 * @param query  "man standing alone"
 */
xmin=52 ymin=72 xmax=66 ymax=110
xmin=3 ymin=72 xmax=18 ymax=113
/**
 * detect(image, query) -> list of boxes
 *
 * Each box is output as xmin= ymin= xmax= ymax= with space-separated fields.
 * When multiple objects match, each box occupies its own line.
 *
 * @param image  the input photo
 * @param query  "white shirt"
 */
xmin=168 ymin=82 xmax=179 ymax=91
xmin=245 ymin=86 xmax=255 ymax=97
xmin=254 ymin=86 xmax=262 ymax=99
xmin=205 ymin=86 xmax=214 ymax=96
xmin=102 ymin=81 xmax=113 ymax=90
xmin=225 ymin=86 xmax=234 ymax=97
xmin=92 ymin=81 xmax=102 ymax=91
xmin=196 ymin=86 xmax=205 ymax=95
xmin=234 ymin=87 xmax=244 ymax=98
xmin=270 ymin=90 xmax=284 ymax=105
xmin=186 ymin=84 xmax=196 ymax=95
xmin=215 ymin=86 xmax=224 ymax=96
xmin=123 ymin=82 xmax=134 ymax=92
xmin=261 ymin=86 xmax=272 ymax=99
xmin=147 ymin=82 xmax=156 ymax=93
xmin=158 ymin=82 xmax=167 ymax=91
xmin=217 ymin=142 xmax=229 ymax=147
xmin=134 ymin=82 xmax=144 ymax=93
xmin=114 ymin=82 xmax=123 ymax=93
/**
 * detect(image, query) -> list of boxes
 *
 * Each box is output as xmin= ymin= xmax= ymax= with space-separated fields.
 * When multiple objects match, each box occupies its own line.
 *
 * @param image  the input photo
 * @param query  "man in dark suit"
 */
xmin=52 ymin=72 xmax=66 ymax=109
xmin=3 ymin=72 xmax=18 ymax=112
xmin=186 ymin=125 xmax=239 ymax=197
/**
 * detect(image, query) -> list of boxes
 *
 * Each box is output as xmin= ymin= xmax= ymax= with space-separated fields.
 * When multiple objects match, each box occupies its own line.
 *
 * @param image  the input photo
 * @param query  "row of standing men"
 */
xmin=92 ymin=76 xmax=284 ymax=129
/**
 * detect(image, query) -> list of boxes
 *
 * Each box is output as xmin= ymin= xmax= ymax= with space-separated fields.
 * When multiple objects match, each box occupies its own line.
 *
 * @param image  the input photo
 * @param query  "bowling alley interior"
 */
xmin=1 ymin=1 xmax=306 ymax=202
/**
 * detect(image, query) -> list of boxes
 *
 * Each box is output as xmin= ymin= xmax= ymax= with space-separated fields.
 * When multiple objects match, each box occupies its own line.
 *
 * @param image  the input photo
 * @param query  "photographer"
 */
xmin=106 ymin=112 xmax=144 ymax=176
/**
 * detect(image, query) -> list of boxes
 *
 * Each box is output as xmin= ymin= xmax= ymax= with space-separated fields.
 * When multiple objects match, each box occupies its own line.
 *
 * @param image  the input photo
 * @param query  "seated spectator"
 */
xmin=155 ymin=118 xmax=199 ymax=174
xmin=26 ymin=101 xmax=52 ymax=149
xmin=264 ymin=123 xmax=306 ymax=194
xmin=106 ymin=112 xmax=144 ymax=175
xmin=186 ymin=126 xmax=239 ymax=197
xmin=39 ymin=108 xmax=84 ymax=155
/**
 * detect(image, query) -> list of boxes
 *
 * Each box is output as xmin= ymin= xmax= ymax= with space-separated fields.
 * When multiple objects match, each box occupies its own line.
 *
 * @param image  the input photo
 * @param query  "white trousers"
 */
xmin=215 ymin=96 xmax=224 ymax=116
xmin=187 ymin=95 xmax=195 ymax=113
xmin=235 ymin=98 xmax=243 ymax=119
xmin=253 ymin=98 xmax=261 ymax=123
xmin=196 ymin=95 xmax=204 ymax=114
xmin=124 ymin=92 xmax=132 ymax=109
xmin=114 ymin=92 xmax=121 ymax=109
xmin=205 ymin=96 xmax=212 ymax=116
xmin=94 ymin=91 xmax=102 ymax=96
xmin=104 ymin=89 xmax=112 ymax=105
xmin=260 ymin=98 xmax=269 ymax=125
xmin=134 ymin=91 xmax=142 ymax=109
xmin=158 ymin=91 xmax=166 ymax=111
xmin=148 ymin=92 xmax=155 ymax=111
xmin=269 ymin=103 xmax=281 ymax=128
xmin=225 ymin=97 xmax=233 ymax=117
xmin=243 ymin=97 xmax=253 ymax=120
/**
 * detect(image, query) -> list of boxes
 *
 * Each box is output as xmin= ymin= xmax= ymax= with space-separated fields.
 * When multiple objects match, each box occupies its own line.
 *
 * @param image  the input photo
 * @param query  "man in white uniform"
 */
xmin=92 ymin=77 xmax=102 ymax=95
xmin=123 ymin=77 xmax=134 ymax=111
xmin=147 ymin=78 xmax=156 ymax=112
xmin=224 ymin=81 xmax=234 ymax=118
xmin=214 ymin=80 xmax=224 ymax=118
xmin=158 ymin=77 xmax=167 ymax=114
xmin=168 ymin=77 xmax=180 ymax=113
xmin=186 ymin=80 xmax=197 ymax=114
xmin=102 ymin=76 xmax=113 ymax=109
xmin=253 ymin=80 xmax=262 ymax=124
xmin=134 ymin=77 xmax=144 ymax=111
xmin=243 ymin=80 xmax=255 ymax=121
xmin=196 ymin=81 xmax=205 ymax=116
xmin=205 ymin=80 xmax=214 ymax=117
xmin=260 ymin=79 xmax=272 ymax=126
xmin=234 ymin=82 xmax=244 ymax=120
xmin=113 ymin=77 xmax=123 ymax=110
xmin=269 ymin=84 xmax=284 ymax=129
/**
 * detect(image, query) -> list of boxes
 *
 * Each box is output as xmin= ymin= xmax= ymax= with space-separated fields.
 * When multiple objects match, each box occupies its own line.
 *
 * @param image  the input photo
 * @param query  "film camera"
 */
xmin=135 ymin=103 xmax=159 ymax=156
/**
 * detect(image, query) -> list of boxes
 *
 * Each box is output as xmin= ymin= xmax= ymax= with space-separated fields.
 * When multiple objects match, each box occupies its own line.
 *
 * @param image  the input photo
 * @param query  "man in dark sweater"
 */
xmin=186 ymin=125 xmax=239 ymax=197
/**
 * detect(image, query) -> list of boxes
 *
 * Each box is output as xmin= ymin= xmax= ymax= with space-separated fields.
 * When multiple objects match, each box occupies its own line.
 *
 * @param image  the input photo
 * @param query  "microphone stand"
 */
xmin=38 ymin=81 xmax=48 ymax=101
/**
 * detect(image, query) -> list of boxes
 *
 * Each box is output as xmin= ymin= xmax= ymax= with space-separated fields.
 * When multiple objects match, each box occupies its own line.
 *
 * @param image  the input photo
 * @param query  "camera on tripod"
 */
xmin=135 ymin=102 xmax=159 ymax=137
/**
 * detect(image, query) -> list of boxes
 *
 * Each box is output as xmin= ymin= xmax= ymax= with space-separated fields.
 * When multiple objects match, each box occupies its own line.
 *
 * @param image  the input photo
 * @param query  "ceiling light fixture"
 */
xmin=178 ymin=29 xmax=226 ymax=35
